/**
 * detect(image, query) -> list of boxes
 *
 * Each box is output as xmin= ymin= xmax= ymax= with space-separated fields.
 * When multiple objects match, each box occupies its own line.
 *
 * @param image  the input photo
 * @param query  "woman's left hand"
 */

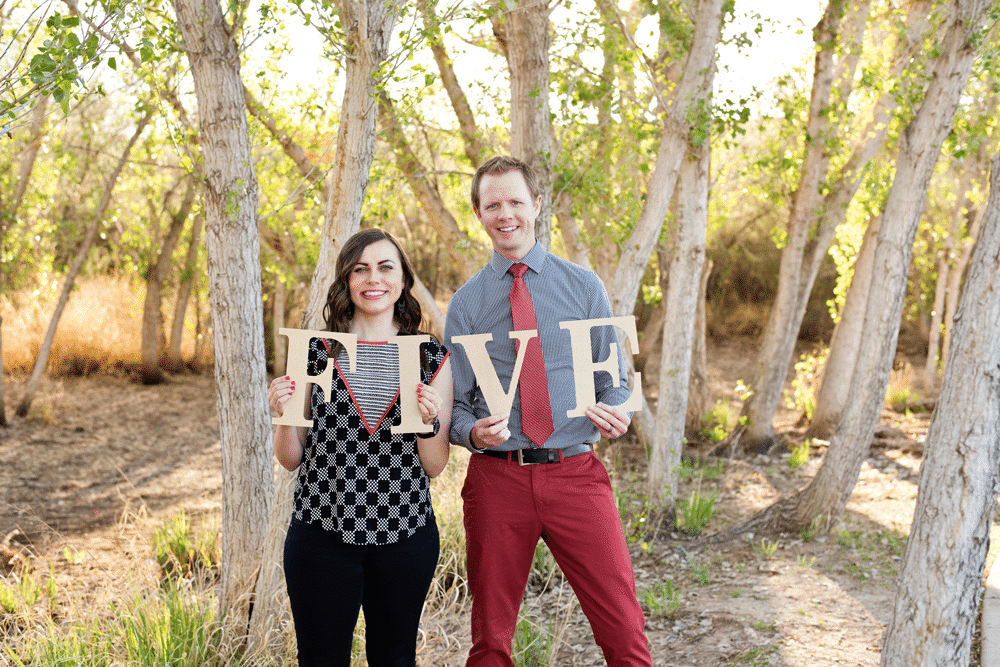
xmin=416 ymin=383 xmax=443 ymax=425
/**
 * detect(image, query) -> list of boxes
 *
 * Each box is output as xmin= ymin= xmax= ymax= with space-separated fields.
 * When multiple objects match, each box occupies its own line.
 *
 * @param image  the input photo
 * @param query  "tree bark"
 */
xmin=170 ymin=0 xmax=273 ymax=652
xmin=272 ymin=276 xmax=287 ymax=377
xmin=15 ymin=109 xmax=154 ymax=417
xmin=687 ymin=258 xmax=713 ymax=436
xmin=0 ymin=316 xmax=7 ymax=428
xmin=503 ymin=0 xmax=555 ymax=249
xmin=648 ymin=139 xmax=708 ymax=505
xmin=808 ymin=216 xmax=880 ymax=439
xmin=943 ymin=199 xmax=984 ymax=369
xmin=880 ymin=152 xmax=1000 ymax=667
xmin=141 ymin=180 xmax=196 ymax=383
xmin=710 ymin=0 xmax=989 ymax=539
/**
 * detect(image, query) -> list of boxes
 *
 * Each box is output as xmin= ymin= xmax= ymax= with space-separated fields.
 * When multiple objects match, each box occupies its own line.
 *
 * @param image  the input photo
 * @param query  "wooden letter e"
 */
xmin=559 ymin=317 xmax=641 ymax=418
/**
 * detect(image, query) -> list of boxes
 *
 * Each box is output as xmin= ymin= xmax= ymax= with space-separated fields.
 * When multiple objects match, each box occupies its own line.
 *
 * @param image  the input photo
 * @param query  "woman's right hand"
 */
xmin=268 ymin=375 xmax=296 ymax=417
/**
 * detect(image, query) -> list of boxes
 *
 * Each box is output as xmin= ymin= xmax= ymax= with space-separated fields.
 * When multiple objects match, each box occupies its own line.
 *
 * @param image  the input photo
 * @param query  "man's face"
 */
xmin=475 ymin=170 xmax=541 ymax=262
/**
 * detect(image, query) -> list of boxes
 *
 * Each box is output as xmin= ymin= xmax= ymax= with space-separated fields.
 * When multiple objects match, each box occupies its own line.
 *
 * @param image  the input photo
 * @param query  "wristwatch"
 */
xmin=416 ymin=416 xmax=440 ymax=438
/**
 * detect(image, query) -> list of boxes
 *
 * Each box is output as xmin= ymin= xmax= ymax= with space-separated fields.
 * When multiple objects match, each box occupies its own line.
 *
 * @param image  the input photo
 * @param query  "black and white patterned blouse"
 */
xmin=292 ymin=336 xmax=449 ymax=545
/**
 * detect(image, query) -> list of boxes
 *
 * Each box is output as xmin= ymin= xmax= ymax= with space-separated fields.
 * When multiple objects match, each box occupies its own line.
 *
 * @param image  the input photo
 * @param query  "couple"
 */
xmin=268 ymin=155 xmax=653 ymax=667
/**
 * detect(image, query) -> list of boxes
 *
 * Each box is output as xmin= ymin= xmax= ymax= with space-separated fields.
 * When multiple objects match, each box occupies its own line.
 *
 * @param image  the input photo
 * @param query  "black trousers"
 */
xmin=283 ymin=516 xmax=440 ymax=667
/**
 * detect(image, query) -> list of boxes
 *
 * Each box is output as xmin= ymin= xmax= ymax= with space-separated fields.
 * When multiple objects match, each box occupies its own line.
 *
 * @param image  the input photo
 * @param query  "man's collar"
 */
xmin=490 ymin=241 xmax=547 ymax=277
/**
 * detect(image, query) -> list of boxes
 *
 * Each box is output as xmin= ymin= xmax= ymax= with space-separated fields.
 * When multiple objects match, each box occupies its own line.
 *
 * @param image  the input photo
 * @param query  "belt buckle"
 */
xmin=516 ymin=449 xmax=541 ymax=466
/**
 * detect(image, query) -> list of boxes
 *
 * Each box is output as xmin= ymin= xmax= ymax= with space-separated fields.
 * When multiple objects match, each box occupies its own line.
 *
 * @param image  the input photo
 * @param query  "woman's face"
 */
xmin=347 ymin=239 xmax=405 ymax=320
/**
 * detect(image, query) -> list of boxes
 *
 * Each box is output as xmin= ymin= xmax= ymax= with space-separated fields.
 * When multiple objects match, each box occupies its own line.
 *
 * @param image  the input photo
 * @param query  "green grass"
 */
xmin=512 ymin=613 xmax=554 ymax=667
xmin=153 ymin=511 xmax=220 ymax=583
xmin=680 ymin=487 xmax=719 ymax=536
xmin=638 ymin=578 xmax=682 ymax=616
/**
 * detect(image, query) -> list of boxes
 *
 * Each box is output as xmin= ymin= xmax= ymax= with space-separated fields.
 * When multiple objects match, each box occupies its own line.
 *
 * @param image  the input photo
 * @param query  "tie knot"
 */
xmin=508 ymin=263 xmax=529 ymax=279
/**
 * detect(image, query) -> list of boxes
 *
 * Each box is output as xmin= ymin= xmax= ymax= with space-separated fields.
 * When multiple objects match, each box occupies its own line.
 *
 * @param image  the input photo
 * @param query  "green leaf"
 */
xmin=108 ymin=57 xmax=117 ymax=71
xmin=140 ymin=46 xmax=153 ymax=63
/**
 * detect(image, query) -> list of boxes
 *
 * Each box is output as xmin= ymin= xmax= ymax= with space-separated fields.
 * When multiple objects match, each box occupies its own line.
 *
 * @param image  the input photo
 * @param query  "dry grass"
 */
xmin=1 ymin=276 xmax=201 ymax=377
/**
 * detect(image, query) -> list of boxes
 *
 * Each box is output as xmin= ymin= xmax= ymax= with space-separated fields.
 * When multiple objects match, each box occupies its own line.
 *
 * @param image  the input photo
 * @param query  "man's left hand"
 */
xmin=586 ymin=403 xmax=631 ymax=439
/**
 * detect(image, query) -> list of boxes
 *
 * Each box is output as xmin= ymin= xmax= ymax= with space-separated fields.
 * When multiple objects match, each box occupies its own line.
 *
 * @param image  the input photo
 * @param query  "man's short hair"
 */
xmin=470 ymin=155 xmax=541 ymax=213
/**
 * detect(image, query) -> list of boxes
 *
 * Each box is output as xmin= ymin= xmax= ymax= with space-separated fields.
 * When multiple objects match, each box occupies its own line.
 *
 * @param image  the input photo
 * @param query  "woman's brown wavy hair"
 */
xmin=322 ymin=229 xmax=431 ymax=365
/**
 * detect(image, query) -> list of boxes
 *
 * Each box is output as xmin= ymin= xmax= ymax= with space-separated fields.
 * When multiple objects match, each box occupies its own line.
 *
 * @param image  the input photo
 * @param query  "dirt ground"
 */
xmin=0 ymin=338 xmax=995 ymax=666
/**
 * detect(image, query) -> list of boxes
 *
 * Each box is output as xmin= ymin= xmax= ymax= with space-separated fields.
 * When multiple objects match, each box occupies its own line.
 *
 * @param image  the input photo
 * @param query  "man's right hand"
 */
xmin=470 ymin=413 xmax=510 ymax=449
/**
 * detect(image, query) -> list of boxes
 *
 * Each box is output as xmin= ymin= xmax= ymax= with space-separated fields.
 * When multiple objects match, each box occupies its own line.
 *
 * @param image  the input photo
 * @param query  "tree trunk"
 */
xmin=252 ymin=0 xmax=403 ymax=655
xmin=880 ymin=152 xmax=1000 ymax=667
xmin=808 ymin=216 xmax=880 ymax=439
xmin=737 ymin=0 xmax=849 ymax=452
xmin=686 ymin=258 xmax=713 ymax=436
xmin=141 ymin=181 xmax=196 ymax=384
xmin=648 ymin=140 xmax=708 ymax=506
xmin=16 ymin=109 xmax=154 ymax=417
xmin=504 ymin=0 xmax=555 ymax=249
xmin=272 ymin=276 xmax=287 ymax=377
xmin=0 ymin=316 xmax=7 ymax=428
xmin=943 ymin=200 xmax=984 ymax=369
xmin=553 ymin=190 xmax=592 ymax=268
xmin=711 ymin=0 xmax=989 ymax=539
xmin=170 ymin=0 xmax=274 ymax=652
xmin=923 ymin=187 xmax=965 ymax=395
xmin=419 ymin=0 xmax=484 ymax=167
xmin=167 ymin=213 xmax=204 ymax=371
xmin=302 ymin=0 xmax=402 ymax=327
xmin=602 ymin=0 xmax=723 ymax=459
xmin=606 ymin=0 xmax=721 ymax=319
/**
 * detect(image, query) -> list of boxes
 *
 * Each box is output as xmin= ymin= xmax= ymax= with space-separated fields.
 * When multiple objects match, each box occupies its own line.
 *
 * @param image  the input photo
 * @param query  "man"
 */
xmin=445 ymin=155 xmax=653 ymax=666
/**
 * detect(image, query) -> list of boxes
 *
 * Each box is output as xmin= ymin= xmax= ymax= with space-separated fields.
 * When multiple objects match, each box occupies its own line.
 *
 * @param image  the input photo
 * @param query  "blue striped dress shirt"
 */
xmin=445 ymin=242 xmax=633 ymax=451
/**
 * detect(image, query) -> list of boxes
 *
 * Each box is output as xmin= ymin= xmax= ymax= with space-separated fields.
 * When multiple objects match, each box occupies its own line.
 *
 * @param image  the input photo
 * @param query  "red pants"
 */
xmin=462 ymin=451 xmax=652 ymax=666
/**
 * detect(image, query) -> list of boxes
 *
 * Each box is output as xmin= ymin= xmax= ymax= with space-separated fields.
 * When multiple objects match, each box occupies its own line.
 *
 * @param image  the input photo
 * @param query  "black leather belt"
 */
xmin=478 ymin=443 xmax=593 ymax=465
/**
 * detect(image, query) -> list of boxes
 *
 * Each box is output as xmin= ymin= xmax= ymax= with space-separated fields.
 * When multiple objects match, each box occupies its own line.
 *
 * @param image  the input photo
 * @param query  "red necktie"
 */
xmin=508 ymin=263 xmax=554 ymax=447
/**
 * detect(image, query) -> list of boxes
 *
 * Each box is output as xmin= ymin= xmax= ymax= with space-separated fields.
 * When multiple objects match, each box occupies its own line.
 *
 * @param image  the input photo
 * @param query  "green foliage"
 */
xmin=115 ymin=581 xmax=222 ymax=667
xmin=153 ymin=511 xmax=220 ymax=583
xmin=680 ymin=487 xmax=718 ymax=537
xmin=0 ymin=2 xmax=139 ymax=132
xmin=788 ymin=440 xmax=811 ymax=469
xmin=784 ymin=351 xmax=823 ymax=420
xmin=638 ymin=578 xmax=683 ymax=617
xmin=700 ymin=399 xmax=732 ymax=442
xmin=678 ymin=457 xmax=725 ymax=482
xmin=512 ymin=613 xmax=554 ymax=667
xmin=615 ymin=477 xmax=659 ymax=546
xmin=753 ymin=538 xmax=779 ymax=558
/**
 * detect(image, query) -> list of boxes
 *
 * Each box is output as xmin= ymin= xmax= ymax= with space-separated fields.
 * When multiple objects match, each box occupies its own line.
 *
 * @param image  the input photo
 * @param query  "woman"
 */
xmin=268 ymin=228 xmax=452 ymax=667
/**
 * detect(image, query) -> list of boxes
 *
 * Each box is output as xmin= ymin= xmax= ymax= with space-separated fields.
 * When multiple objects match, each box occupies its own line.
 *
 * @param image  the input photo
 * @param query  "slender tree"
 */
xmin=879 ymin=152 xmax=1000 ymax=666
xmin=15 ymin=107 xmax=154 ymax=417
xmin=170 ymin=0 xmax=273 ymax=651
xmin=140 ymin=178 xmax=196 ymax=383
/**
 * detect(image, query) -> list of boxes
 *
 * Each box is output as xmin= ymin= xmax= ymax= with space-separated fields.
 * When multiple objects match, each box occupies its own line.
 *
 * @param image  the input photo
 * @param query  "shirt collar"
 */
xmin=490 ymin=241 xmax=548 ymax=278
